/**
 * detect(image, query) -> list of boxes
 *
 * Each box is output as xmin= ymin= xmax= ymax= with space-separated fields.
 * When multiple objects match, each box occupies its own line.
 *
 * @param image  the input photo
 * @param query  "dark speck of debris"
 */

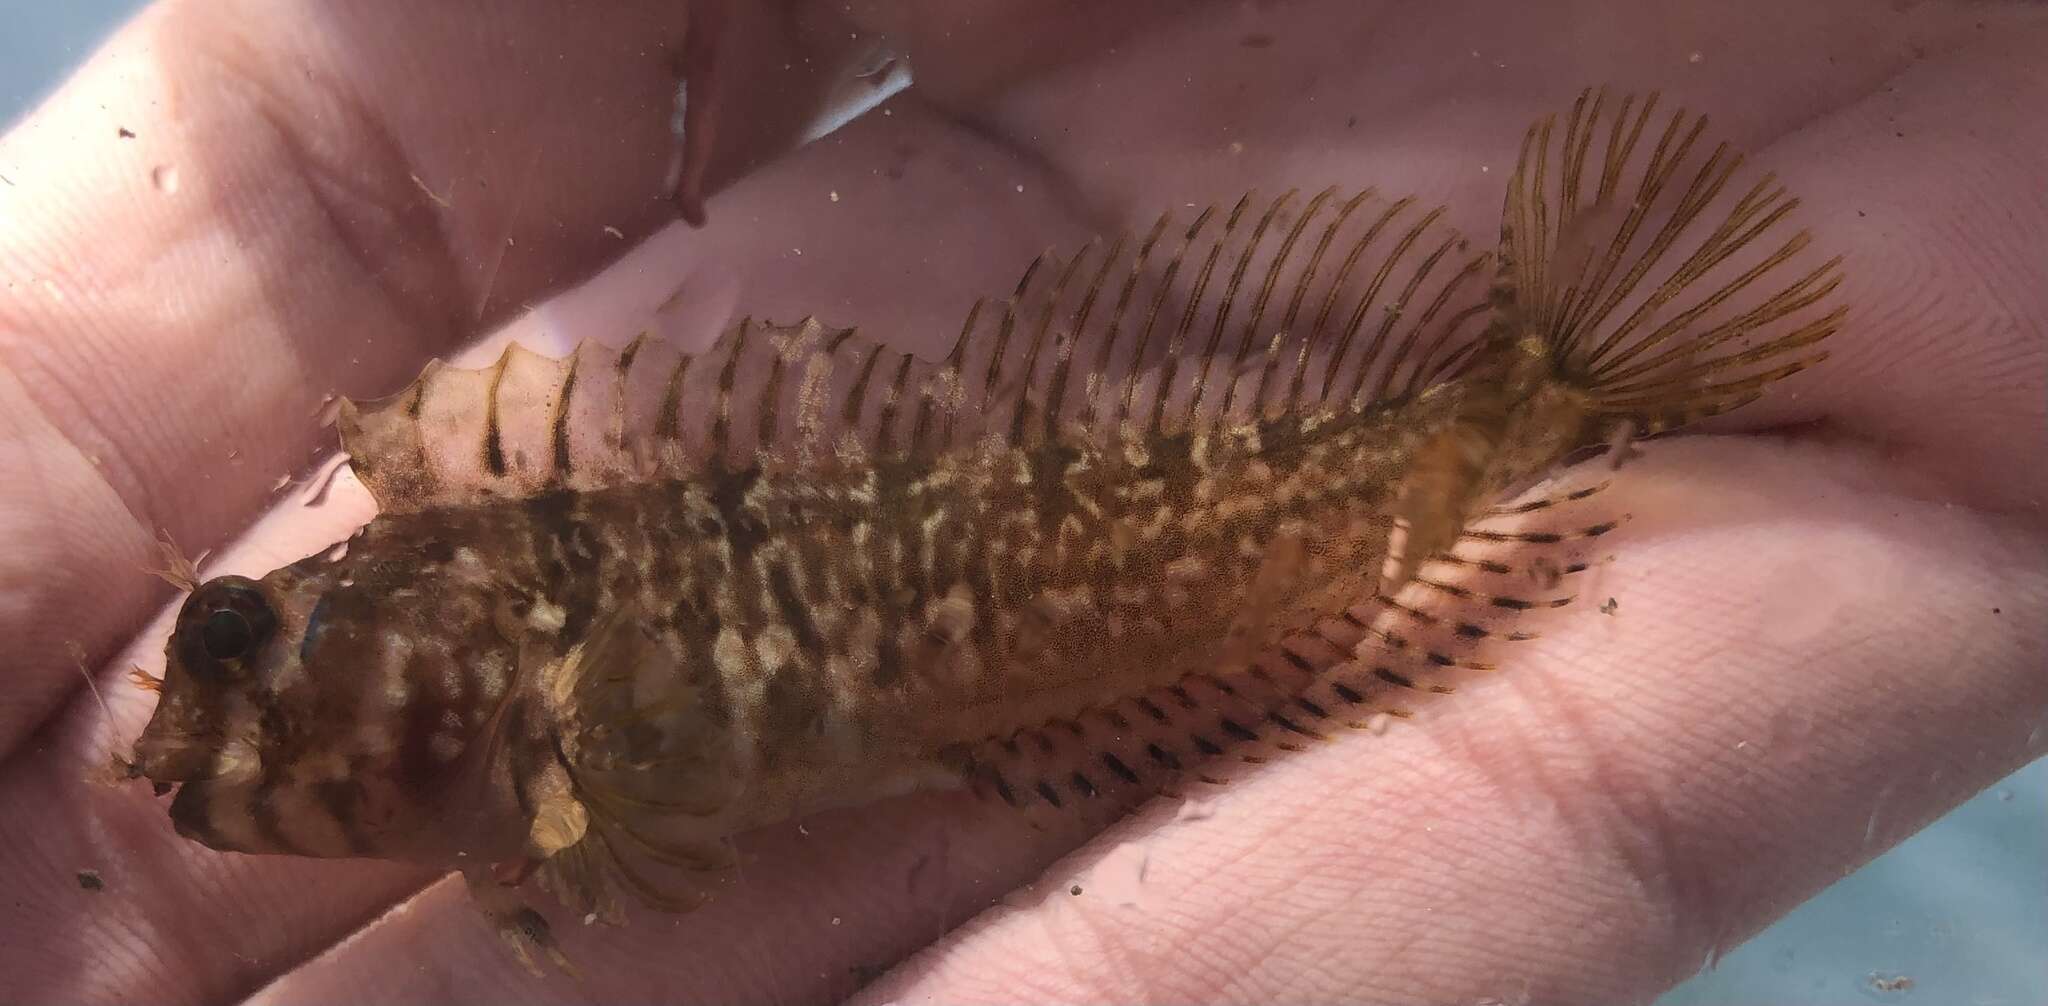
xmin=1069 ymin=884 xmax=1083 ymax=896
xmin=1345 ymin=115 xmax=1358 ymax=129
xmin=1992 ymin=607 xmax=2001 ymax=615
xmin=1599 ymin=597 xmax=1619 ymax=615
xmin=77 ymin=870 xmax=105 ymax=892
xmin=118 ymin=127 xmax=136 ymax=139
xmin=1240 ymin=32 xmax=1275 ymax=48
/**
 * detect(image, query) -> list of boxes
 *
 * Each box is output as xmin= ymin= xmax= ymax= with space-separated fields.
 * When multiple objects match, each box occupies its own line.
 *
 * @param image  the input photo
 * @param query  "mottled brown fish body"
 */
xmin=132 ymin=89 xmax=1845 ymax=945
xmin=343 ymin=395 xmax=1460 ymax=842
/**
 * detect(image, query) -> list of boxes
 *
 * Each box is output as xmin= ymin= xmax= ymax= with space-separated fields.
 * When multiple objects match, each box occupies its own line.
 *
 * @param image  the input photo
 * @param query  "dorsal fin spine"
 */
xmin=1215 ymin=188 xmax=1307 ymax=419
xmin=874 ymin=353 xmax=916 ymax=458
xmin=1297 ymin=194 xmax=1408 ymax=409
xmin=1043 ymin=235 xmax=1123 ymax=443
xmin=1355 ymin=230 xmax=1446 ymax=406
xmin=483 ymin=346 xmax=515 ymax=476
xmin=1190 ymin=190 xmax=1295 ymax=427
xmin=548 ymin=350 xmax=583 ymax=477
xmin=341 ymin=171 xmax=1605 ymax=515
xmin=1080 ymin=213 xmax=1169 ymax=432
xmin=977 ymin=254 xmax=1054 ymax=432
xmin=653 ymin=349 xmax=691 ymax=451
xmin=610 ymin=332 xmax=648 ymax=452
xmin=708 ymin=317 xmax=751 ymax=467
xmin=910 ymin=300 xmax=980 ymax=458
xmin=977 ymin=298 xmax=1019 ymax=424
xmin=1315 ymin=197 xmax=1428 ymax=406
xmin=839 ymin=340 xmax=886 ymax=442
xmin=1117 ymin=205 xmax=1214 ymax=432
xmin=807 ymin=325 xmax=869 ymax=457
xmin=1007 ymin=244 xmax=1092 ymax=444
xmin=1346 ymin=211 xmax=1459 ymax=407
xmin=788 ymin=322 xmax=841 ymax=466
xmin=1244 ymin=186 xmax=1340 ymax=417
xmin=1150 ymin=196 xmax=1244 ymax=434
xmin=1393 ymin=252 xmax=1493 ymax=400
xmin=756 ymin=323 xmax=792 ymax=454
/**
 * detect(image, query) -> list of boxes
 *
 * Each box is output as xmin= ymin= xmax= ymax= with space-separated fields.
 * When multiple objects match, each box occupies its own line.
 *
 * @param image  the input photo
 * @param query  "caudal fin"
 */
xmin=1499 ymin=88 xmax=1846 ymax=437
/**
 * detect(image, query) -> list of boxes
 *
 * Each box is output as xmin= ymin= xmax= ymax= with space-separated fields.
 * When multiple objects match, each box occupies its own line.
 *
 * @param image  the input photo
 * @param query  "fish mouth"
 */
xmin=165 ymin=777 xmax=267 ymax=854
xmin=127 ymin=729 xmax=227 ymax=784
xmin=166 ymin=779 xmax=227 ymax=848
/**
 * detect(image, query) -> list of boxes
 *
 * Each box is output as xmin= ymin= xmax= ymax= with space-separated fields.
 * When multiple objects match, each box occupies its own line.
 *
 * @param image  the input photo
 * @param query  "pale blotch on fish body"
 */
xmin=129 ymin=88 xmax=1844 ymax=968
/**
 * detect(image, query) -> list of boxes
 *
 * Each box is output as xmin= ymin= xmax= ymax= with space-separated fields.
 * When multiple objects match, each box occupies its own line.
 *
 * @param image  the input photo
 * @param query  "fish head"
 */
xmin=132 ymin=545 xmax=532 ymax=864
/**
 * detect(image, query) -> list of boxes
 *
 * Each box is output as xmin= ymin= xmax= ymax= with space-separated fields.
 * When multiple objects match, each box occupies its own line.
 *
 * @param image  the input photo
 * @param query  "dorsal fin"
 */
xmin=1496 ymin=87 xmax=1846 ymax=434
xmin=339 ymin=189 xmax=1495 ymax=514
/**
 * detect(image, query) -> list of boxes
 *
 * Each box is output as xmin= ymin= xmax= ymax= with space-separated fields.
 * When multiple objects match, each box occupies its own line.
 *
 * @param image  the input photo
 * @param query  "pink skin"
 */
xmin=1 ymin=1 xmax=2044 ymax=1003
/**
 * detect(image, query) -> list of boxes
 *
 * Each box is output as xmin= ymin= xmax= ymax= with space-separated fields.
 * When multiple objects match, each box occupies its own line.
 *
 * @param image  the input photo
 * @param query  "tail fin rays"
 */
xmin=1502 ymin=87 xmax=1843 ymax=438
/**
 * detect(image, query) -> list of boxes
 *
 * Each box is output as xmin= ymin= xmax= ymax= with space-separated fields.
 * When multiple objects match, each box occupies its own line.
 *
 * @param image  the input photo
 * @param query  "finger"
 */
xmin=859 ymin=438 xmax=2048 ymax=1005
xmin=0 ymin=0 xmax=872 ymax=754
xmin=1759 ymin=26 xmax=2048 ymax=510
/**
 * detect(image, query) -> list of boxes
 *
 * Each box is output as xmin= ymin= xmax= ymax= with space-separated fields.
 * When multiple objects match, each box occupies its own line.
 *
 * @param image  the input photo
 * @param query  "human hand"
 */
xmin=2 ymin=2 xmax=2043 ymax=1004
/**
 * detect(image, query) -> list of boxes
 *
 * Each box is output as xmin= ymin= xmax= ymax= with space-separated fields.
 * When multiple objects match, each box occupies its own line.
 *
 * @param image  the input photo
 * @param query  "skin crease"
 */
xmin=0 ymin=1 xmax=2043 ymax=1004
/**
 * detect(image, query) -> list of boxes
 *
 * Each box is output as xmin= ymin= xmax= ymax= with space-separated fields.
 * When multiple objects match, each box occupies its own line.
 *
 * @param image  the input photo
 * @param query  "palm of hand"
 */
xmin=0 ymin=2 xmax=2042 ymax=1004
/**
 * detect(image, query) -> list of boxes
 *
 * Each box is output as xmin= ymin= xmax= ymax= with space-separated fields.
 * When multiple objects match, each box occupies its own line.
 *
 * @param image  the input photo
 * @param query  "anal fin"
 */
xmin=965 ymin=477 xmax=1613 ymax=816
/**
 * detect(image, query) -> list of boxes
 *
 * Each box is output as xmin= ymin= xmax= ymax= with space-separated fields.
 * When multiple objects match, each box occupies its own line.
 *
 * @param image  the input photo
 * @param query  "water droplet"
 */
xmin=150 ymin=165 xmax=179 ymax=194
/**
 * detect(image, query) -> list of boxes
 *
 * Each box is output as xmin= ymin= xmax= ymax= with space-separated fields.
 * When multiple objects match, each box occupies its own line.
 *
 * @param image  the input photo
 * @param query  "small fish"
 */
xmin=128 ymin=89 xmax=1842 ymax=969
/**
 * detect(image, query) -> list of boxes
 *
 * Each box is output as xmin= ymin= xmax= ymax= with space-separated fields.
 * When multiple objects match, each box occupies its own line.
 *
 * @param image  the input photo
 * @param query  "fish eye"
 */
xmin=201 ymin=608 xmax=255 ymax=660
xmin=176 ymin=576 xmax=277 ymax=676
